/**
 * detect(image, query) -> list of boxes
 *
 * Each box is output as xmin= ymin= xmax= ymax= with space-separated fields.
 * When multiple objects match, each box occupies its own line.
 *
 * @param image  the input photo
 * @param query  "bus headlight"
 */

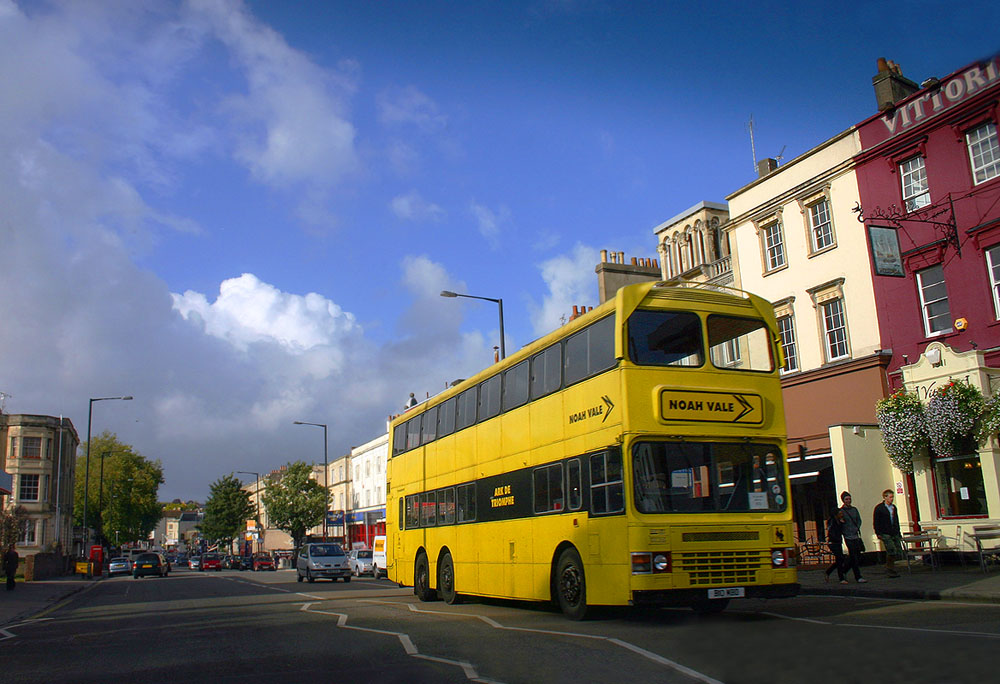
xmin=771 ymin=549 xmax=787 ymax=567
xmin=653 ymin=554 xmax=670 ymax=572
xmin=631 ymin=552 xmax=671 ymax=574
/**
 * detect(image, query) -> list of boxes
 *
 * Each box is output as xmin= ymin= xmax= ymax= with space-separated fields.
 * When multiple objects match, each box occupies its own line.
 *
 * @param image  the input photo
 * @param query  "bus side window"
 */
xmin=421 ymin=492 xmax=436 ymax=527
xmin=457 ymin=483 xmax=476 ymax=523
xmin=421 ymin=405 xmax=438 ymax=445
xmin=438 ymin=397 xmax=457 ymax=438
xmin=533 ymin=463 xmax=564 ymax=513
xmin=478 ymin=375 xmax=501 ymax=421
xmin=590 ymin=450 xmax=624 ymax=514
xmin=456 ymin=387 xmax=478 ymax=431
xmin=530 ymin=345 xmax=562 ymax=400
xmin=406 ymin=417 xmax=421 ymax=451
xmin=399 ymin=497 xmax=404 ymax=530
xmin=441 ymin=487 xmax=456 ymax=524
xmin=503 ymin=360 xmax=529 ymax=411
xmin=405 ymin=495 xmax=419 ymax=529
xmin=392 ymin=423 xmax=407 ymax=456
xmin=564 ymin=316 xmax=616 ymax=386
xmin=567 ymin=459 xmax=582 ymax=510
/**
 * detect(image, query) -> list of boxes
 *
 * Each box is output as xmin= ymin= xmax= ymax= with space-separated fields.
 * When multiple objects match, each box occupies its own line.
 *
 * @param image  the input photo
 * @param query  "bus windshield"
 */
xmin=627 ymin=310 xmax=774 ymax=372
xmin=632 ymin=441 xmax=786 ymax=513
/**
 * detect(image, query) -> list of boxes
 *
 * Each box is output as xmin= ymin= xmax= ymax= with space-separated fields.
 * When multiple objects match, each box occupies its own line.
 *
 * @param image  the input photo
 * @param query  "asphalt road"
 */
xmin=3 ymin=567 xmax=999 ymax=683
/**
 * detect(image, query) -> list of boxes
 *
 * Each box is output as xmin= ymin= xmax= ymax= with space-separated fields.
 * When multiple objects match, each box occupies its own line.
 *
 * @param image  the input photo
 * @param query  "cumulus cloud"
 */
xmin=530 ymin=244 xmax=599 ymax=336
xmin=390 ymin=191 xmax=446 ymax=222
xmin=469 ymin=201 xmax=511 ymax=247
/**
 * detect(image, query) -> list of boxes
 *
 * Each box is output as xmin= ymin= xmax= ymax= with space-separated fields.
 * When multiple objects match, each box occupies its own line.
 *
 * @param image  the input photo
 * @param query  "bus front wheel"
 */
xmin=555 ymin=548 xmax=588 ymax=620
xmin=439 ymin=552 xmax=460 ymax=605
xmin=414 ymin=553 xmax=436 ymax=602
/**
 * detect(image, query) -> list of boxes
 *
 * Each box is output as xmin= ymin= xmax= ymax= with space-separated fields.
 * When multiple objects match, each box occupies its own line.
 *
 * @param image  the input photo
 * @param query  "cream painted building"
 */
xmin=726 ymin=133 xmax=896 ymax=544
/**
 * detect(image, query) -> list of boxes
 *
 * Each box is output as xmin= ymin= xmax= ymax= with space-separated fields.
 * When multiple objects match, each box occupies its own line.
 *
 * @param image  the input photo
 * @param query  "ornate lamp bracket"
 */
xmin=853 ymin=197 xmax=960 ymax=255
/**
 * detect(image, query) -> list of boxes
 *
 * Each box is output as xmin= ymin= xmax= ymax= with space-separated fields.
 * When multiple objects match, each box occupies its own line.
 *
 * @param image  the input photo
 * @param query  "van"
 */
xmin=372 ymin=535 xmax=387 ymax=580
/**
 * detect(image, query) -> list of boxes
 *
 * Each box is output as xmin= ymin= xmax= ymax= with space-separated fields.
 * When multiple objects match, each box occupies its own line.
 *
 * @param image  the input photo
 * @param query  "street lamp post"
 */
xmin=294 ymin=421 xmax=329 ymax=541
xmin=440 ymin=290 xmax=505 ymax=360
xmin=237 ymin=471 xmax=260 ymax=555
xmin=83 ymin=396 xmax=132 ymax=554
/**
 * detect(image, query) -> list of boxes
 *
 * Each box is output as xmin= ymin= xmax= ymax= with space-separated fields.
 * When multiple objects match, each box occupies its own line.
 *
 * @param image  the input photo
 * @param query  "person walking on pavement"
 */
xmin=825 ymin=509 xmax=848 ymax=584
xmin=873 ymin=489 xmax=904 ymax=578
xmin=840 ymin=491 xmax=867 ymax=583
xmin=4 ymin=543 xmax=19 ymax=591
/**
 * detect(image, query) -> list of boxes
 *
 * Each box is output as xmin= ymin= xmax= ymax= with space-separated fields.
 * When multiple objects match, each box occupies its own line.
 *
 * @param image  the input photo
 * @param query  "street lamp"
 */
xmin=440 ymin=290 xmax=505 ymax=360
xmin=83 ymin=396 xmax=132 ymax=553
xmin=294 ymin=421 xmax=329 ymax=542
xmin=237 ymin=471 xmax=261 ymax=554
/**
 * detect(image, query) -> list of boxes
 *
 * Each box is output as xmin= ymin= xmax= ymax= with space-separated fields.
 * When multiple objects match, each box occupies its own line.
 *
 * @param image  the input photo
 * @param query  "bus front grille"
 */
xmin=681 ymin=531 xmax=759 ymax=542
xmin=677 ymin=550 xmax=768 ymax=585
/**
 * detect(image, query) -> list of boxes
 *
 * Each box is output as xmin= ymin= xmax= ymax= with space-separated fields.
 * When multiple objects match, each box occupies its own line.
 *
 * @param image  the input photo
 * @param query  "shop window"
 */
xmin=933 ymin=455 xmax=987 ymax=517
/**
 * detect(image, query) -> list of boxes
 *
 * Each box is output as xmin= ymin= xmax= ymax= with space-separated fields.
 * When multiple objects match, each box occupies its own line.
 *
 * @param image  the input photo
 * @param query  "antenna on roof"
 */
xmin=775 ymin=145 xmax=786 ymax=166
xmin=746 ymin=114 xmax=757 ymax=172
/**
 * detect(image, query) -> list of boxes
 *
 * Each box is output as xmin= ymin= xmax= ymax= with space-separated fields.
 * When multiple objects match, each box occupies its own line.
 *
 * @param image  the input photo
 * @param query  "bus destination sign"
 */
xmin=660 ymin=389 xmax=763 ymax=424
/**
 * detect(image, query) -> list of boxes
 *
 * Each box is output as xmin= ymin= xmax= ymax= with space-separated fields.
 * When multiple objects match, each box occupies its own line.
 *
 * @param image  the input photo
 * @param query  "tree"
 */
xmin=74 ymin=432 xmax=164 ymax=546
xmin=261 ymin=461 xmax=328 ymax=551
xmin=0 ymin=506 xmax=27 ymax=550
xmin=200 ymin=474 xmax=256 ymax=552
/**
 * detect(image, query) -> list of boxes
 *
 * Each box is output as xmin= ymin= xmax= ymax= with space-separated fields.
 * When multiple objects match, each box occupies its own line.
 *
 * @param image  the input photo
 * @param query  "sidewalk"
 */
xmin=797 ymin=560 xmax=1000 ymax=603
xmin=0 ymin=575 xmax=100 ymax=627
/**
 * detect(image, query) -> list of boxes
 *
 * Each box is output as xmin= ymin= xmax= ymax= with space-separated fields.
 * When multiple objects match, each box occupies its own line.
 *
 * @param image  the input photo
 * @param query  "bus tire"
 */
xmin=439 ymin=552 xmax=460 ymax=605
xmin=555 ymin=548 xmax=588 ymax=620
xmin=414 ymin=553 xmax=436 ymax=602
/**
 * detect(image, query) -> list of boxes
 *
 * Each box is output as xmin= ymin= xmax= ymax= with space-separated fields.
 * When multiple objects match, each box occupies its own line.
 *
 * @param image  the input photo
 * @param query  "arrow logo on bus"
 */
xmin=601 ymin=395 xmax=614 ymax=423
xmin=733 ymin=394 xmax=754 ymax=422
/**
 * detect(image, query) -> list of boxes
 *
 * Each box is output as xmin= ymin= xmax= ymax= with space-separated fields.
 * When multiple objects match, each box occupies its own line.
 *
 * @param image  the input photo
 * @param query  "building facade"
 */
xmin=854 ymin=56 xmax=1000 ymax=543
xmin=0 ymin=414 xmax=79 ymax=555
xmin=654 ymin=201 xmax=733 ymax=286
xmin=346 ymin=433 xmax=388 ymax=548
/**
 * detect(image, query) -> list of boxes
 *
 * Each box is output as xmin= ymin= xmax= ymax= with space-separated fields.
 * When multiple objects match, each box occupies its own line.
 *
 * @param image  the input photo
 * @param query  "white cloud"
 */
xmin=530 ymin=244 xmax=599 ymax=336
xmin=377 ymin=85 xmax=447 ymax=133
xmin=469 ymin=201 xmax=510 ymax=247
xmin=390 ymin=191 xmax=445 ymax=222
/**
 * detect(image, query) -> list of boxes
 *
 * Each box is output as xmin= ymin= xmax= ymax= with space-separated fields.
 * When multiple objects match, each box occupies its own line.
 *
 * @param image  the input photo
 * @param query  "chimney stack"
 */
xmin=757 ymin=158 xmax=778 ymax=178
xmin=873 ymin=57 xmax=920 ymax=111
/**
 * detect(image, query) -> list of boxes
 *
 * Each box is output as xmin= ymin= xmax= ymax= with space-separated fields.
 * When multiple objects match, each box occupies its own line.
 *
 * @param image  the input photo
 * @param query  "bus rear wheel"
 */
xmin=414 ymin=553 xmax=436 ymax=602
xmin=555 ymin=548 xmax=588 ymax=620
xmin=439 ymin=552 xmax=460 ymax=605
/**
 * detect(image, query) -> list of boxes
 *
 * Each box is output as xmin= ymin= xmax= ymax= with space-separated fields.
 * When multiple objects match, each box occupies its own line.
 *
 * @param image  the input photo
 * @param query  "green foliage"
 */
xmin=74 ymin=432 xmax=164 ymax=545
xmin=0 ymin=506 xmax=27 ymax=549
xmin=200 ymin=474 xmax=256 ymax=548
xmin=261 ymin=461 xmax=329 ymax=550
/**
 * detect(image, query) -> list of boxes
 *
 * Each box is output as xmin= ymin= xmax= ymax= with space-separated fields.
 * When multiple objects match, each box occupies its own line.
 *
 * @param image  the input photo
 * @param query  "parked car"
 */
xmin=252 ymin=553 xmax=276 ymax=571
xmin=349 ymin=549 xmax=374 ymax=576
xmin=201 ymin=553 xmax=222 ymax=571
xmin=108 ymin=557 xmax=131 ymax=577
xmin=189 ymin=555 xmax=202 ymax=570
xmin=296 ymin=543 xmax=351 ymax=583
xmin=132 ymin=552 xmax=169 ymax=579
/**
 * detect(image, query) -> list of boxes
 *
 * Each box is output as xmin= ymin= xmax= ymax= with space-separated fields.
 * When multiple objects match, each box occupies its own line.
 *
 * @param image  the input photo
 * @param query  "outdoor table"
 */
xmin=902 ymin=534 xmax=939 ymax=571
xmin=973 ymin=527 xmax=1000 ymax=573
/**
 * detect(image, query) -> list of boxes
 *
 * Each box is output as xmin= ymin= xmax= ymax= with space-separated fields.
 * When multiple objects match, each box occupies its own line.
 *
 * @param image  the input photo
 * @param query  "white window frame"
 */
xmin=762 ymin=221 xmax=786 ymax=272
xmin=987 ymin=245 xmax=1000 ymax=319
xmin=917 ymin=264 xmax=952 ymax=337
xmin=822 ymin=299 xmax=849 ymax=362
xmin=967 ymin=122 xmax=1000 ymax=185
xmin=777 ymin=315 xmax=799 ymax=373
xmin=899 ymin=156 xmax=931 ymax=211
xmin=808 ymin=199 xmax=835 ymax=252
xmin=19 ymin=473 xmax=40 ymax=502
xmin=18 ymin=519 xmax=37 ymax=546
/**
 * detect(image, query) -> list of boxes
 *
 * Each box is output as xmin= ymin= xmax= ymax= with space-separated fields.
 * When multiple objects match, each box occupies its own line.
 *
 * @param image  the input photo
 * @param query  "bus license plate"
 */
xmin=708 ymin=587 xmax=744 ymax=599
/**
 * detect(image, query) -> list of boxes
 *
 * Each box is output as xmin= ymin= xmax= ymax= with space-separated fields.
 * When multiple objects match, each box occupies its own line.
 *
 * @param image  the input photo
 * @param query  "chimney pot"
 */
xmin=631 ymin=257 xmax=637 ymax=265
xmin=600 ymin=249 xmax=608 ymax=262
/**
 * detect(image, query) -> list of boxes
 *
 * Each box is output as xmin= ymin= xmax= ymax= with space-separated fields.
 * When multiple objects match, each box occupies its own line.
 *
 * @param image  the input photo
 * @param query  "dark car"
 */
xmin=201 ymin=553 xmax=222 ymax=571
xmin=133 ymin=552 xmax=169 ymax=578
xmin=252 ymin=553 xmax=275 ymax=571
xmin=238 ymin=556 xmax=254 ymax=571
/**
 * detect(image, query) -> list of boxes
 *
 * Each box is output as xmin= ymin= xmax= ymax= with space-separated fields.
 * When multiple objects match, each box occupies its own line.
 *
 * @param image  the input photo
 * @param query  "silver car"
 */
xmin=349 ymin=549 xmax=374 ymax=576
xmin=108 ymin=557 xmax=131 ymax=576
xmin=296 ymin=543 xmax=351 ymax=583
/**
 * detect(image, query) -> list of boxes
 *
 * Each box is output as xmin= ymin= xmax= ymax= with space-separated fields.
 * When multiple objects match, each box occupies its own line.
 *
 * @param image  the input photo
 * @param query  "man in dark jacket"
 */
xmin=839 ymin=492 xmax=866 ymax=583
xmin=4 ymin=544 xmax=19 ymax=590
xmin=873 ymin=489 xmax=904 ymax=577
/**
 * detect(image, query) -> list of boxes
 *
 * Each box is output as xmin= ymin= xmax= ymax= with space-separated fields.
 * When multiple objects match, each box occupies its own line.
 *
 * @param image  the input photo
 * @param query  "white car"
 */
xmin=349 ymin=549 xmax=374 ymax=576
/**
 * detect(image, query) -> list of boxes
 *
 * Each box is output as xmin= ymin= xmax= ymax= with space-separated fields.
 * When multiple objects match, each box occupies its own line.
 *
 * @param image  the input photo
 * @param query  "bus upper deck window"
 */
xmin=627 ymin=310 xmax=703 ymax=367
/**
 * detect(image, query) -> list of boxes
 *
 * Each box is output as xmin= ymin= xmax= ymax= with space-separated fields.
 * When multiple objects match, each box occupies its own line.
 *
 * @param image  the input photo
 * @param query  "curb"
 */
xmin=1 ymin=576 xmax=105 ymax=628
xmin=801 ymin=585 xmax=1000 ymax=605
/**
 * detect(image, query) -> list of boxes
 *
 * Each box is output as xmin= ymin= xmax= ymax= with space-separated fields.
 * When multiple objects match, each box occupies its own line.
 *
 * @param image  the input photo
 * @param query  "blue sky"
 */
xmin=1 ymin=0 xmax=997 ymax=500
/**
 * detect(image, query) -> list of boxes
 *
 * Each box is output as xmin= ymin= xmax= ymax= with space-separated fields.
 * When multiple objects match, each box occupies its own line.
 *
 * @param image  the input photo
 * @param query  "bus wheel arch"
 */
xmin=438 ymin=548 xmax=460 ymax=605
xmin=414 ymin=549 xmax=437 ymax=602
xmin=551 ymin=543 xmax=588 ymax=620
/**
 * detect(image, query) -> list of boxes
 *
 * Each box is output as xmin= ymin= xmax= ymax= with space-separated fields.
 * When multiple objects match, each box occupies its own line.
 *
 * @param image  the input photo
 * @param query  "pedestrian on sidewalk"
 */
xmin=4 ymin=543 xmax=19 ymax=591
xmin=873 ymin=489 xmax=904 ymax=578
xmin=840 ymin=491 xmax=867 ymax=583
xmin=825 ymin=509 xmax=848 ymax=584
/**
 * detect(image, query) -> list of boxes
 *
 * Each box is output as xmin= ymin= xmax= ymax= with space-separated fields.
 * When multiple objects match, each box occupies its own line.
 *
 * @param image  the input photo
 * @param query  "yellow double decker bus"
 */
xmin=386 ymin=281 xmax=798 ymax=619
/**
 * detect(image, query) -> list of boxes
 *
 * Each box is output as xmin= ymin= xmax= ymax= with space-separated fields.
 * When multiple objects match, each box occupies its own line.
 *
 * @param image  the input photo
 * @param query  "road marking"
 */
xmin=0 ymin=618 xmax=53 ymax=642
xmin=754 ymin=610 xmax=1000 ymax=639
xmin=299 ymin=602 xmax=503 ymax=683
xmin=366 ymin=599 xmax=723 ymax=684
xmin=296 ymin=592 xmax=325 ymax=600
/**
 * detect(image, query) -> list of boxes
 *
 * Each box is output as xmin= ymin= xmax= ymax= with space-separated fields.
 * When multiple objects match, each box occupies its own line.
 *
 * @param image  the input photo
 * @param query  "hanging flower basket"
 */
xmin=876 ymin=390 xmax=927 ymax=473
xmin=977 ymin=389 xmax=1000 ymax=446
xmin=925 ymin=380 xmax=985 ymax=457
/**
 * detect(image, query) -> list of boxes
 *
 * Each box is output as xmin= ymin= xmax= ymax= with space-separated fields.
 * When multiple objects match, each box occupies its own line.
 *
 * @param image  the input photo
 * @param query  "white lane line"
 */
xmin=365 ymin=600 xmax=722 ymax=684
xmin=0 ymin=618 xmax=53 ymax=642
xmin=752 ymin=610 xmax=1000 ymax=639
xmin=299 ymin=602 xmax=502 ymax=683
xmin=296 ymin=592 xmax=325 ymax=600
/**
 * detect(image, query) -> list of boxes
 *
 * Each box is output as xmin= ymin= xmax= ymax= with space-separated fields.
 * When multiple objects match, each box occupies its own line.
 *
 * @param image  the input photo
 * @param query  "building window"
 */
xmin=777 ymin=315 xmax=798 ymax=373
xmin=917 ymin=264 xmax=952 ymax=336
xmin=19 ymin=519 xmax=37 ymax=546
xmin=762 ymin=221 xmax=785 ymax=271
xmin=967 ymin=122 xmax=1000 ymax=185
xmin=899 ymin=156 xmax=931 ymax=211
xmin=987 ymin=245 xmax=1000 ymax=319
xmin=808 ymin=199 xmax=834 ymax=251
xmin=9 ymin=437 xmax=16 ymax=459
xmin=933 ymin=455 xmax=987 ymax=517
xmin=19 ymin=474 xmax=40 ymax=502
xmin=22 ymin=437 xmax=42 ymax=459
xmin=822 ymin=299 xmax=849 ymax=361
